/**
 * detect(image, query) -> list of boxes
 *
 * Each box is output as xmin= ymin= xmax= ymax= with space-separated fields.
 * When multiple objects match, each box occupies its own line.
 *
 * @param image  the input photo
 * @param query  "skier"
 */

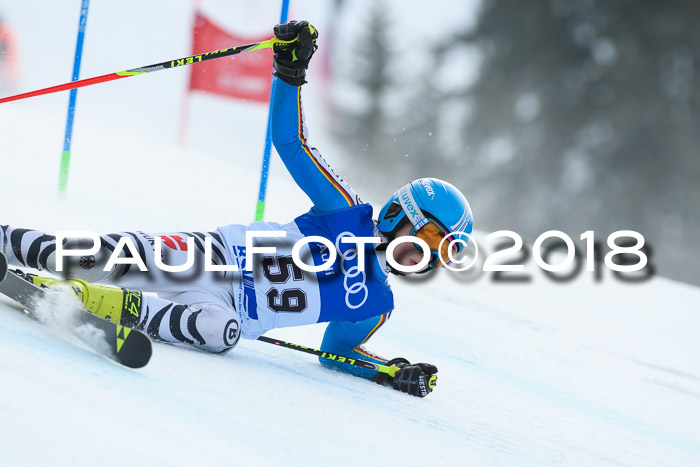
xmin=0 ymin=21 xmax=473 ymax=397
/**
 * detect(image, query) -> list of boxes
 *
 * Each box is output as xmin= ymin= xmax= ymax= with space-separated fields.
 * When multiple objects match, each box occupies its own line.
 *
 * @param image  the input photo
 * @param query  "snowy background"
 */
xmin=1 ymin=1 xmax=700 ymax=466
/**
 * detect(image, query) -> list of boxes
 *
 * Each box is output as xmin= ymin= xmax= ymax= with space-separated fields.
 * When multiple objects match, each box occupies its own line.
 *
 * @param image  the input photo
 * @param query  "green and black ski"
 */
xmin=0 ymin=253 xmax=152 ymax=368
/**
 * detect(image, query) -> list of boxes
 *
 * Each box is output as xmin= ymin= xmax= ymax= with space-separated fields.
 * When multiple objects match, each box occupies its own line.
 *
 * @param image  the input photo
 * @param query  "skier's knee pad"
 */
xmin=190 ymin=303 xmax=241 ymax=354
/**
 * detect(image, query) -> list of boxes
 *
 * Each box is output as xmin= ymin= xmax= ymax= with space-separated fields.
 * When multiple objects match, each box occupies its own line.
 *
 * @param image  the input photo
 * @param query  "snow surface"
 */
xmin=2 ymin=1 xmax=700 ymax=466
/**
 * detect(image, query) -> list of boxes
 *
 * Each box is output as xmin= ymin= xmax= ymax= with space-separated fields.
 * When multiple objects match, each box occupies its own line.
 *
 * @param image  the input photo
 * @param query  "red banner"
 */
xmin=188 ymin=13 xmax=272 ymax=102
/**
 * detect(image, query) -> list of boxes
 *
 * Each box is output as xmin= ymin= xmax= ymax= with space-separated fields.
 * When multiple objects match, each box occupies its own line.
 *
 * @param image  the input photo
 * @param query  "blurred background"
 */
xmin=328 ymin=0 xmax=700 ymax=286
xmin=0 ymin=0 xmax=698 ymax=285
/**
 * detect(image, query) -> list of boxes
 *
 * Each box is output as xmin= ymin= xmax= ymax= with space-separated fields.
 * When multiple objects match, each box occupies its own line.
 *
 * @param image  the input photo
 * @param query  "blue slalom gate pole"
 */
xmin=58 ymin=0 xmax=90 ymax=193
xmin=255 ymin=0 xmax=290 ymax=221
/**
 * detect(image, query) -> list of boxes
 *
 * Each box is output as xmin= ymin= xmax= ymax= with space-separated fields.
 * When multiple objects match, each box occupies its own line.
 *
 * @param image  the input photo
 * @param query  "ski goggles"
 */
xmin=410 ymin=219 xmax=460 ymax=271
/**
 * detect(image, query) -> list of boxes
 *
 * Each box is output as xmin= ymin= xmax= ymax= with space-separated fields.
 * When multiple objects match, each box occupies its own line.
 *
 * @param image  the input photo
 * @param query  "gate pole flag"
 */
xmin=254 ymin=0 xmax=291 ymax=222
xmin=58 ymin=0 xmax=90 ymax=193
xmin=181 ymin=9 xmax=276 ymax=146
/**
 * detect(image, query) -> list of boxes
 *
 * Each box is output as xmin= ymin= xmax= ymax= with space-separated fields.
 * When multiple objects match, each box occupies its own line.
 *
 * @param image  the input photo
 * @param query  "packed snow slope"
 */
xmin=2 ymin=1 xmax=700 ymax=465
xmin=3 ymin=93 xmax=700 ymax=467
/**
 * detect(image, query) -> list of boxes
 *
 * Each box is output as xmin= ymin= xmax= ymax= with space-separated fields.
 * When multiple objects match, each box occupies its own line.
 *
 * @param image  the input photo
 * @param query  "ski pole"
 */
xmin=257 ymin=336 xmax=400 ymax=377
xmin=0 ymin=36 xmax=297 ymax=104
xmin=59 ymin=0 xmax=91 ymax=194
xmin=254 ymin=0 xmax=291 ymax=222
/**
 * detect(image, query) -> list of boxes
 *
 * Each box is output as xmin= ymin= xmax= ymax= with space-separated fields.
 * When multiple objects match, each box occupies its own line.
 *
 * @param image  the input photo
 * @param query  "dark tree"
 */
xmin=442 ymin=0 xmax=700 ymax=284
xmin=329 ymin=1 xmax=454 ymax=197
xmin=330 ymin=1 xmax=393 ymax=171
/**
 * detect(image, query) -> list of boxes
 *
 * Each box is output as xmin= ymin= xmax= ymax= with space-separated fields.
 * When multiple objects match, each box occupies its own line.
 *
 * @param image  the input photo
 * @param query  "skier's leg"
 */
xmin=26 ymin=273 xmax=241 ymax=353
xmin=1 ymin=226 xmax=231 ymax=293
xmin=0 ymin=225 xmax=72 ymax=274
xmin=88 ymin=229 xmax=233 ymax=294
xmin=135 ymin=295 xmax=241 ymax=353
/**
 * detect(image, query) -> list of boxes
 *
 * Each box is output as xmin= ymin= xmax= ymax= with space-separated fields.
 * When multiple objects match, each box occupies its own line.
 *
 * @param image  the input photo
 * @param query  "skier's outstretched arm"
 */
xmin=320 ymin=315 xmax=439 ymax=398
xmin=319 ymin=314 xmax=391 ymax=379
xmin=271 ymin=81 xmax=359 ymax=213
xmin=270 ymin=22 xmax=359 ymax=213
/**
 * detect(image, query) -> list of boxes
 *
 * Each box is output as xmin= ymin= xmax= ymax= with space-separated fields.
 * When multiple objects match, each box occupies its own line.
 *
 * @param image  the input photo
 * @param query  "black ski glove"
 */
xmin=373 ymin=358 xmax=438 ymax=398
xmin=272 ymin=20 xmax=318 ymax=86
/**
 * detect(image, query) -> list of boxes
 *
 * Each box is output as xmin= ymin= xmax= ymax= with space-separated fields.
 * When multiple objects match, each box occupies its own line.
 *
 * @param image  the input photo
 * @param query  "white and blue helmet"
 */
xmin=377 ymin=177 xmax=474 ymax=248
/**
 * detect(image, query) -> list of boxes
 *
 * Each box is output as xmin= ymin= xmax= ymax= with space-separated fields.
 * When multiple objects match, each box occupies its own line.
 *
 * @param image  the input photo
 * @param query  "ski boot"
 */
xmin=25 ymin=274 xmax=142 ymax=326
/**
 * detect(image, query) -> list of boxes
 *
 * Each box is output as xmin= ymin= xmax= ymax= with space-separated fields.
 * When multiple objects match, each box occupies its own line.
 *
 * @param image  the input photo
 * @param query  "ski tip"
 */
xmin=118 ymin=337 xmax=153 ymax=369
xmin=0 ymin=252 xmax=7 ymax=282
